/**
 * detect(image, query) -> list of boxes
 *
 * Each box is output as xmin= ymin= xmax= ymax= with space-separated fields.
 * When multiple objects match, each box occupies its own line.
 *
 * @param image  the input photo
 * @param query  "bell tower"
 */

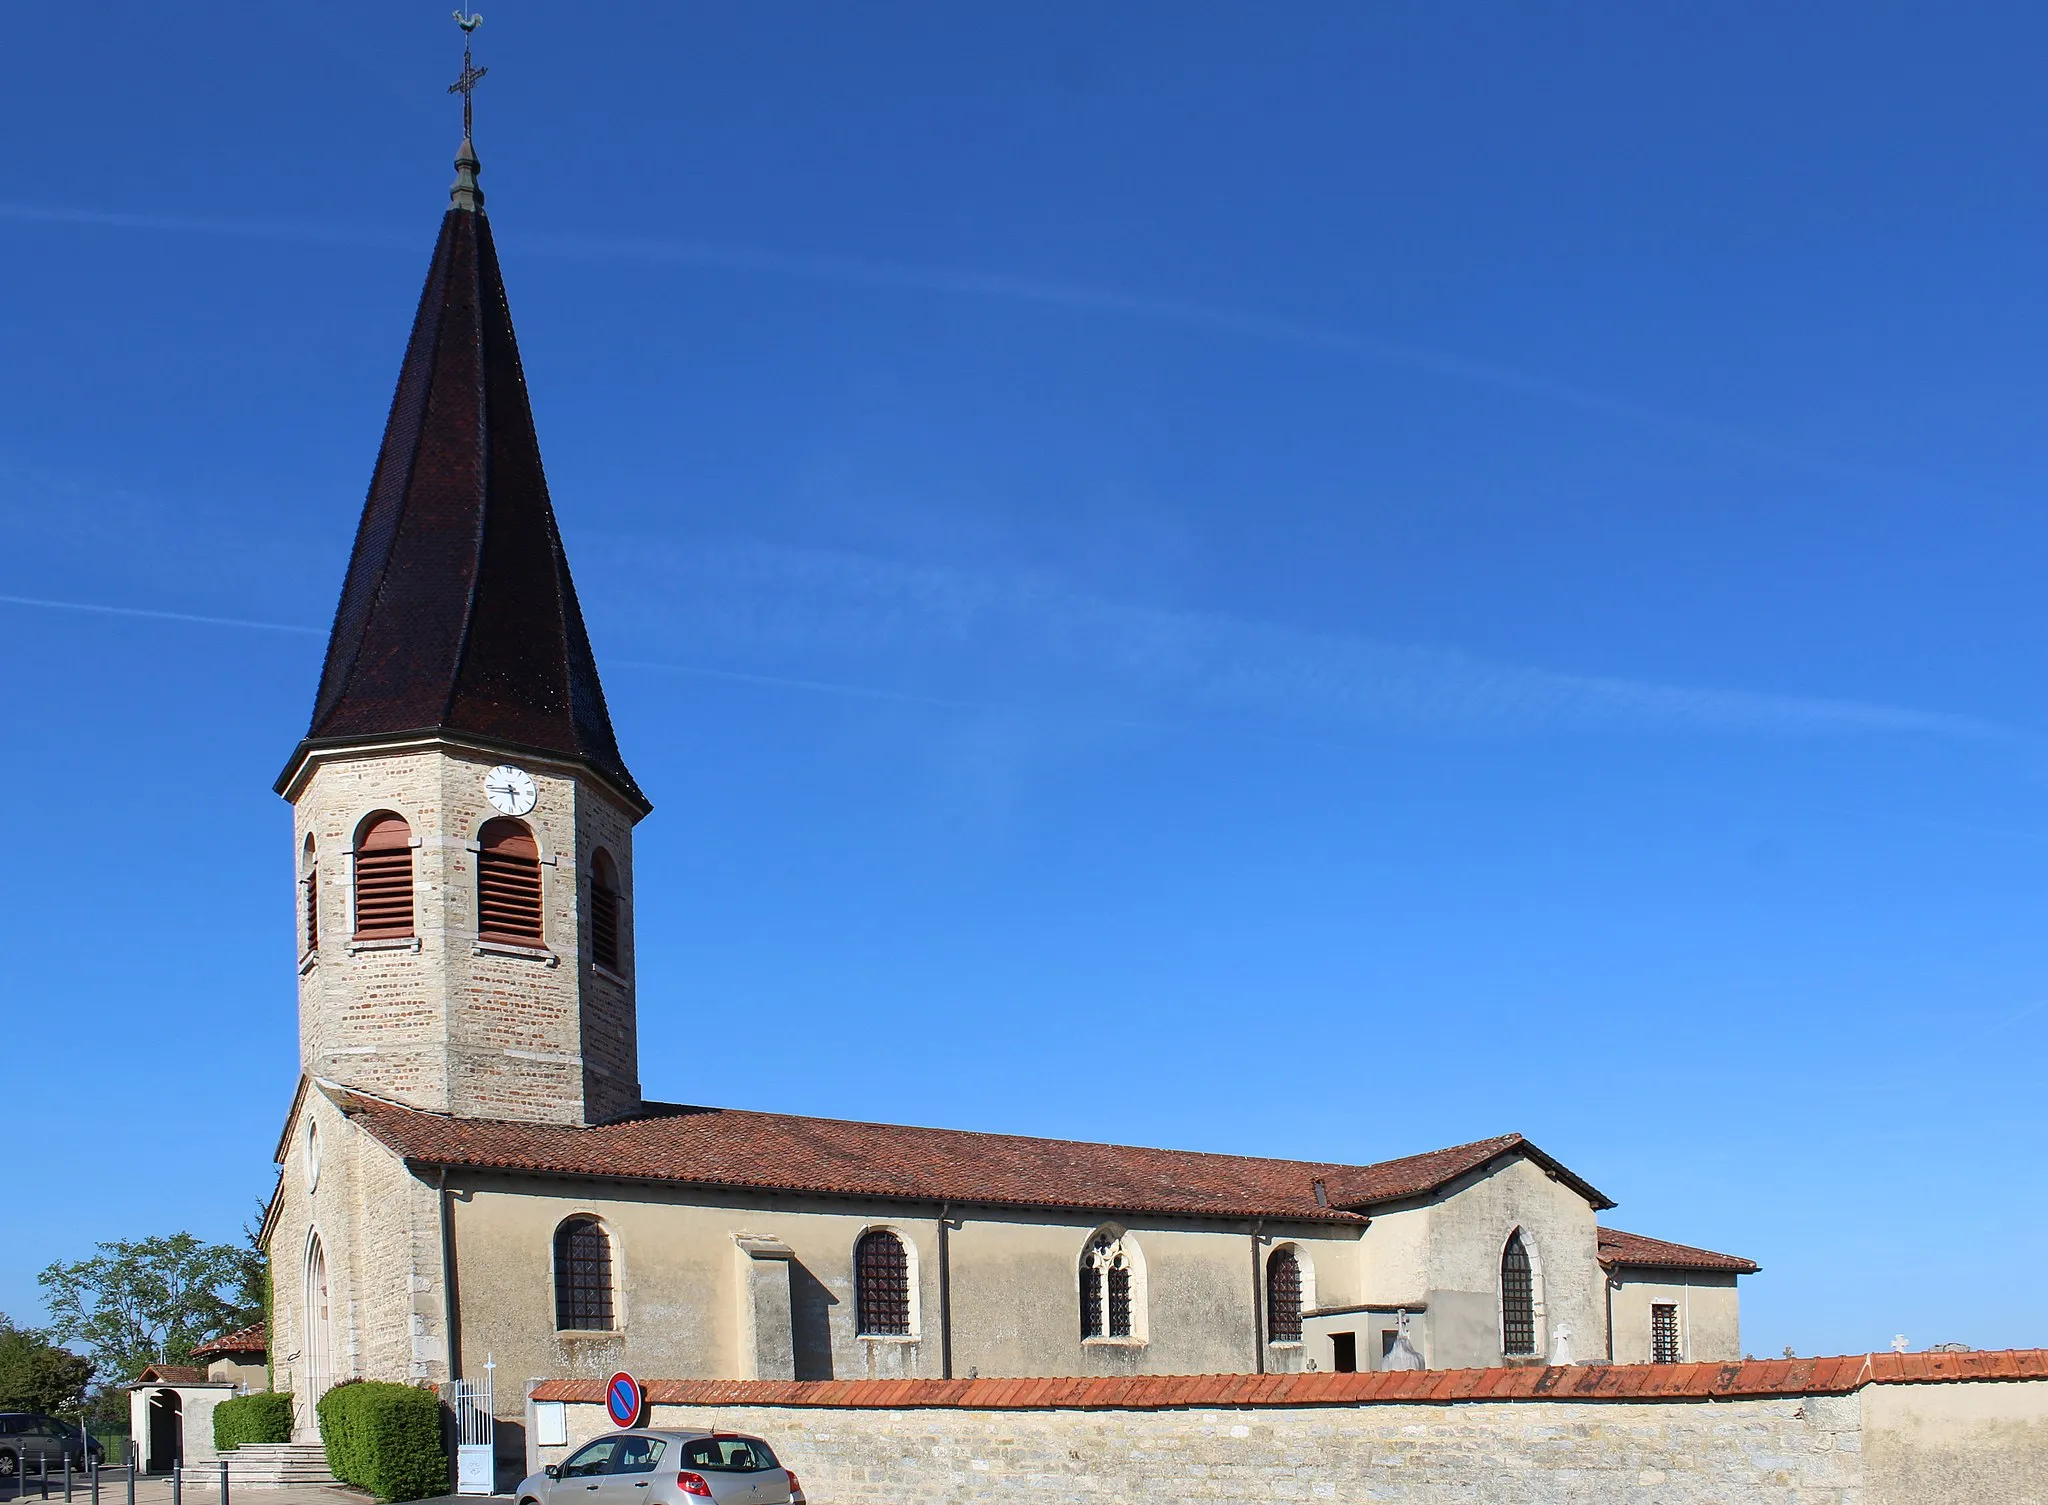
xmin=277 ymin=136 xmax=650 ymax=1127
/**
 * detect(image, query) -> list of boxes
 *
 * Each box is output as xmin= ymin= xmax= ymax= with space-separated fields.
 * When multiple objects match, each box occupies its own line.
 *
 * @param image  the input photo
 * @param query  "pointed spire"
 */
xmin=450 ymin=138 xmax=484 ymax=212
xmin=278 ymin=171 xmax=648 ymax=815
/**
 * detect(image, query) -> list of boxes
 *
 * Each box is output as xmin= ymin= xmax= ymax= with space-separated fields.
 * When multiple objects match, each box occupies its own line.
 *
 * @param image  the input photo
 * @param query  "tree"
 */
xmin=0 ymin=1315 xmax=94 ymax=1416
xmin=39 ymin=1233 xmax=265 ymax=1388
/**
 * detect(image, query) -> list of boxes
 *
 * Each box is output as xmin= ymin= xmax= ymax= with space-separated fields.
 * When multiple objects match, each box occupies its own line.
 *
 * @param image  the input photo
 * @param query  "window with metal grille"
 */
xmin=1651 ymin=1303 xmax=1681 ymax=1365
xmin=478 ymin=818 xmax=543 ymax=944
xmin=1501 ymin=1231 xmax=1536 ymax=1356
xmin=854 ymin=1229 xmax=911 ymax=1336
xmin=590 ymin=849 xmax=622 ymax=973
xmin=1080 ymin=1232 xmax=1135 ymax=1340
xmin=1266 ymin=1247 xmax=1303 ymax=1343
xmin=353 ymin=814 xmax=415 ymax=939
xmin=553 ymin=1217 xmax=614 ymax=1330
xmin=302 ymin=837 xmax=319 ymax=954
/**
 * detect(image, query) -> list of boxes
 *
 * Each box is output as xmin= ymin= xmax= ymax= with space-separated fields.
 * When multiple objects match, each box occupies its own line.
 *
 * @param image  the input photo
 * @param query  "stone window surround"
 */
xmin=1079 ymin=1226 xmax=1149 ymax=1347
xmin=1499 ymin=1225 xmax=1548 ymax=1360
xmin=1263 ymin=1240 xmax=1316 ymax=1349
xmin=550 ymin=1210 xmax=626 ymax=1337
xmin=851 ymin=1223 xmax=922 ymax=1343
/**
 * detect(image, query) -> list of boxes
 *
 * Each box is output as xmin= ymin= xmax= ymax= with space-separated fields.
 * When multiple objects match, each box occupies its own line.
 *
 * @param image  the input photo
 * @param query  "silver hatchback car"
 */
xmin=516 ymin=1430 xmax=803 ymax=1505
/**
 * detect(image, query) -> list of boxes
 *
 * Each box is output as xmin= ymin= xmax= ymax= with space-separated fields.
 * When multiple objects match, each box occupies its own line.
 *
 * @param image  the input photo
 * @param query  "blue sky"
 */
xmin=3 ymin=3 xmax=2046 ymax=1361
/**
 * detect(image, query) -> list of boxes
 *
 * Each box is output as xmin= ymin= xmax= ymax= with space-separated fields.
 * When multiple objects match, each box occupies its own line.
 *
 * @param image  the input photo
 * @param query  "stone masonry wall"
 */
xmin=548 ymin=1394 xmax=1869 ymax=1503
xmin=529 ymin=1362 xmax=2048 ymax=1505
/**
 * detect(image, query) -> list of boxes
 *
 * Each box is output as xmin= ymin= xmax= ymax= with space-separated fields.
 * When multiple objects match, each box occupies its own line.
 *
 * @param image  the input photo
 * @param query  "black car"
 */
xmin=0 ymin=1414 xmax=102 ymax=1475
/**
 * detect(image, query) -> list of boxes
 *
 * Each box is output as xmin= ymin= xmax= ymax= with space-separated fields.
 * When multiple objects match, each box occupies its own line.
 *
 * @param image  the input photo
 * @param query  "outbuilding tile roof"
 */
xmin=338 ymin=1092 xmax=1609 ymax=1223
xmin=1598 ymin=1227 xmax=1760 ymax=1274
xmin=190 ymin=1323 xmax=267 ymax=1359
xmin=529 ymin=1349 xmax=2048 ymax=1411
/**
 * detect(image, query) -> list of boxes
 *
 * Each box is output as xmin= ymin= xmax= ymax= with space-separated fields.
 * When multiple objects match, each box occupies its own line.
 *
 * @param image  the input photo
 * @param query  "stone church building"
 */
xmin=258 ymin=135 xmax=1757 ymax=1448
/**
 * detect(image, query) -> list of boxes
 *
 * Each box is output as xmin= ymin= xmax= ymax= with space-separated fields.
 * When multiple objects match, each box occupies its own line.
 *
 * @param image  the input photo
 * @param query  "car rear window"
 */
xmin=675 ymin=1437 xmax=778 ymax=1472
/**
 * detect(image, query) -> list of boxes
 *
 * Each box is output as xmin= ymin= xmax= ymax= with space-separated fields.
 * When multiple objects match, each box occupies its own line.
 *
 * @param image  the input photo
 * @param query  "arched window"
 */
xmin=1501 ymin=1231 xmax=1536 ymax=1356
xmin=854 ymin=1229 xmax=911 ymax=1336
xmin=1266 ymin=1246 xmax=1303 ymax=1343
xmin=478 ymin=818 xmax=543 ymax=945
xmin=353 ymin=814 xmax=414 ymax=939
xmin=301 ymin=835 xmax=320 ymax=954
xmin=590 ymin=848 xmax=622 ymax=973
xmin=553 ymin=1217 xmax=614 ymax=1331
xmin=1079 ymin=1230 xmax=1139 ymax=1341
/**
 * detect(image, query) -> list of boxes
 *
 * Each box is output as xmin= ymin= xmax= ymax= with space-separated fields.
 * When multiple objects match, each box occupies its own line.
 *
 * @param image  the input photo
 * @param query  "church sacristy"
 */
xmin=257 ymin=131 xmax=1758 ymax=1452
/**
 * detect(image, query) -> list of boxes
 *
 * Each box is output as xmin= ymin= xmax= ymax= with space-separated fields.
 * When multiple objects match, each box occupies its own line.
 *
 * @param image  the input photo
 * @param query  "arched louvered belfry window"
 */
xmin=854 ymin=1229 xmax=911 ymax=1336
xmin=1266 ymin=1246 xmax=1303 ymax=1343
xmin=553 ymin=1217 xmax=614 ymax=1331
xmin=352 ymin=814 xmax=414 ymax=940
xmin=301 ymin=835 xmax=320 ymax=954
xmin=478 ymin=818 xmax=543 ymax=945
xmin=1501 ymin=1231 xmax=1536 ymax=1356
xmin=590 ymin=848 xmax=622 ymax=973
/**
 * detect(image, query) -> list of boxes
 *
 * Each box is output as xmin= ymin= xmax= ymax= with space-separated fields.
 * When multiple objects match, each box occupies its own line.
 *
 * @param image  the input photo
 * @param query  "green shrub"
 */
xmin=214 ymin=1392 xmax=294 ymax=1451
xmin=316 ymin=1381 xmax=447 ymax=1502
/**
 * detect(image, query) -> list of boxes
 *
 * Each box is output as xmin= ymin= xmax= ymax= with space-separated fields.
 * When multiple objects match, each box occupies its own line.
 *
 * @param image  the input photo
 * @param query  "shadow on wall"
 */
xmin=791 ymin=1262 xmax=838 ymax=1381
xmin=493 ymin=1417 xmax=528 ymax=1495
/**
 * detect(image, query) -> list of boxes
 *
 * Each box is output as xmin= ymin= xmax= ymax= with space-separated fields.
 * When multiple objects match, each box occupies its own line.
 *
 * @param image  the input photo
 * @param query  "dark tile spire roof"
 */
xmin=278 ymin=141 xmax=647 ymax=814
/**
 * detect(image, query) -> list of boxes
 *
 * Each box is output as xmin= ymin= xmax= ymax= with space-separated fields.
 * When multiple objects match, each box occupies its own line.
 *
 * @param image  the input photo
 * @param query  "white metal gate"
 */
xmin=445 ymin=1361 xmax=494 ymax=1496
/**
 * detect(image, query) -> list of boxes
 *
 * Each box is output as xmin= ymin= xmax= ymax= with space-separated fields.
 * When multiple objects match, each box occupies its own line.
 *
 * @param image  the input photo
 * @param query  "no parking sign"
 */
xmin=606 ymin=1372 xmax=644 ymax=1429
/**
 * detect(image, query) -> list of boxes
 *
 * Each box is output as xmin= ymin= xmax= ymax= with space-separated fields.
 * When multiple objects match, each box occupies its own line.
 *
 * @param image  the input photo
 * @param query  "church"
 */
xmin=256 ymin=131 xmax=1757 ymax=1452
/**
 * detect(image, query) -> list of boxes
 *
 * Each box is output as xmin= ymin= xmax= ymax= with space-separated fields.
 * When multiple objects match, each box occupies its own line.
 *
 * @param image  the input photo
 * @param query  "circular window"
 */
xmin=306 ymin=1120 xmax=322 ymax=1193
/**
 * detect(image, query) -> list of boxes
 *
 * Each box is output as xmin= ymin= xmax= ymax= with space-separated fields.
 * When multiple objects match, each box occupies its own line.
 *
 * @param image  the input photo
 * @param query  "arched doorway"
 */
xmin=301 ymin=1233 xmax=332 ymax=1437
xmin=146 ymin=1391 xmax=182 ymax=1473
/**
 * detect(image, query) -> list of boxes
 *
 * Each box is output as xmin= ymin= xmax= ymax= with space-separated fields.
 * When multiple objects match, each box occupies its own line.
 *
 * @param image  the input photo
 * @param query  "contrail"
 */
xmin=0 ymin=592 xmax=324 ymax=636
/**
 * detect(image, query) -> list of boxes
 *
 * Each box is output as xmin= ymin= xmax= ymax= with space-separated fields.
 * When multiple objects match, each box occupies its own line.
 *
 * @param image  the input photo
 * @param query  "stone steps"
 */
xmin=222 ymin=1443 xmax=339 ymax=1488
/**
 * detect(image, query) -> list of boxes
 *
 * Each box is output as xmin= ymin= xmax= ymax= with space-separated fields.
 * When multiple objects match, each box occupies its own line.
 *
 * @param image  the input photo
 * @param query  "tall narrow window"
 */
xmin=1266 ymin=1246 xmax=1303 ymax=1343
xmin=1501 ymin=1231 xmax=1536 ymax=1356
xmin=353 ymin=814 xmax=414 ymax=940
xmin=478 ymin=818 xmax=543 ymax=945
xmin=1079 ymin=1231 xmax=1137 ymax=1340
xmin=854 ymin=1229 xmax=911 ymax=1336
xmin=302 ymin=836 xmax=320 ymax=954
xmin=590 ymin=849 xmax=622 ymax=973
xmin=553 ymin=1217 xmax=614 ymax=1330
xmin=1651 ymin=1303 xmax=1681 ymax=1365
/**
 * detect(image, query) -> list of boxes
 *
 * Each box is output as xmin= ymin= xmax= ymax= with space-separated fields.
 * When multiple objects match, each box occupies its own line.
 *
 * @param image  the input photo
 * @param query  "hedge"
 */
xmin=214 ymin=1392 xmax=294 ymax=1451
xmin=316 ymin=1381 xmax=448 ymax=1502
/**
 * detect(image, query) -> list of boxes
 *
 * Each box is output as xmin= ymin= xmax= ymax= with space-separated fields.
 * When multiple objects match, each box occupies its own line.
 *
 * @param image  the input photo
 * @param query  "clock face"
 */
xmin=484 ymin=765 xmax=538 ymax=817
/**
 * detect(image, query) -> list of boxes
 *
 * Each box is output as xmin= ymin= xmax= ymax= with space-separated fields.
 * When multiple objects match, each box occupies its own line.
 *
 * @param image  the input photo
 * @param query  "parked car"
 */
xmin=0 ymin=1414 xmax=103 ymax=1475
xmin=515 ymin=1430 xmax=803 ymax=1505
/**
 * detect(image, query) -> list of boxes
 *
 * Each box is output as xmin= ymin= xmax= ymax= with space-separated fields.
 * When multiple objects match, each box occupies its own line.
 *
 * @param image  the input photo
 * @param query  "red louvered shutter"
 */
xmin=353 ymin=815 xmax=415 ymax=939
xmin=478 ymin=818 xmax=543 ymax=944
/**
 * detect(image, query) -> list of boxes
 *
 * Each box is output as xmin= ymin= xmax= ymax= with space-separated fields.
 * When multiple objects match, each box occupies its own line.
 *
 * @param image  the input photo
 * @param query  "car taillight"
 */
xmin=675 ymin=1473 xmax=712 ymax=1498
xmin=785 ymin=1467 xmax=804 ymax=1502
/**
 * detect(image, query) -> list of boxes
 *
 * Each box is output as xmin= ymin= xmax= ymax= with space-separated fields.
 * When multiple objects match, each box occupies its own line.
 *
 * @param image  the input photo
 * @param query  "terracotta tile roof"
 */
xmin=1598 ymin=1227 xmax=1759 ymax=1274
xmin=276 ymin=147 xmax=645 ymax=814
xmin=190 ymin=1323 xmax=267 ymax=1359
xmin=342 ymin=1094 xmax=1608 ymax=1223
xmin=132 ymin=1365 xmax=209 ymax=1386
xmin=529 ymin=1350 xmax=2048 ymax=1411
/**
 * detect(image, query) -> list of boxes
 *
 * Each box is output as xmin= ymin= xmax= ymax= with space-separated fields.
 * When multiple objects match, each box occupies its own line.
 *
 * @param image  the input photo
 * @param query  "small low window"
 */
xmin=1651 ymin=1303 xmax=1681 ymax=1364
xmin=478 ymin=818 xmax=543 ymax=944
xmin=1331 ymin=1332 xmax=1357 ymax=1373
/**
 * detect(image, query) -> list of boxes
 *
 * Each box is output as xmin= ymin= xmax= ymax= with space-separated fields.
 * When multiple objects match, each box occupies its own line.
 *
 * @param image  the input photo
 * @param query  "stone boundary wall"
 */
xmin=526 ymin=1351 xmax=2048 ymax=1504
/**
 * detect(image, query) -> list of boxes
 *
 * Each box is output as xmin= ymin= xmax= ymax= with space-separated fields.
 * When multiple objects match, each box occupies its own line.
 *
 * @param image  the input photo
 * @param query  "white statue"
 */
xmin=1550 ymin=1324 xmax=1573 ymax=1366
xmin=1382 ymin=1310 xmax=1425 ymax=1372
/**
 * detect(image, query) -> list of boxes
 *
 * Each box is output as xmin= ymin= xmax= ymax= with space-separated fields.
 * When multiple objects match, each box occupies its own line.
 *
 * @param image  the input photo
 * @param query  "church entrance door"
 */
xmin=301 ymin=1234 xmax=332 ymax=1438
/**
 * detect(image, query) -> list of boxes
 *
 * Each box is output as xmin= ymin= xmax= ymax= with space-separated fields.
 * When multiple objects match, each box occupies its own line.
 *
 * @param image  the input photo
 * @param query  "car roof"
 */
xmin=600 ymin=1430 xmax=769 ymax=1444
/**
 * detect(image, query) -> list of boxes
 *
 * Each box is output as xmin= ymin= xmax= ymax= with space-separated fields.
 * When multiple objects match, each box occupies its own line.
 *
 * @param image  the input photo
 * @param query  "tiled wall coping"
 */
xmin=529 ymin=1348 xmax=2048 ymax=1410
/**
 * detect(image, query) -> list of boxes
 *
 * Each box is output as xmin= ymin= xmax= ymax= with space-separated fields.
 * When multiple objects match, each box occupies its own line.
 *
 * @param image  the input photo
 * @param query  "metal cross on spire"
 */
xmin=449 ymin=11 xmax=488 ymax=140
